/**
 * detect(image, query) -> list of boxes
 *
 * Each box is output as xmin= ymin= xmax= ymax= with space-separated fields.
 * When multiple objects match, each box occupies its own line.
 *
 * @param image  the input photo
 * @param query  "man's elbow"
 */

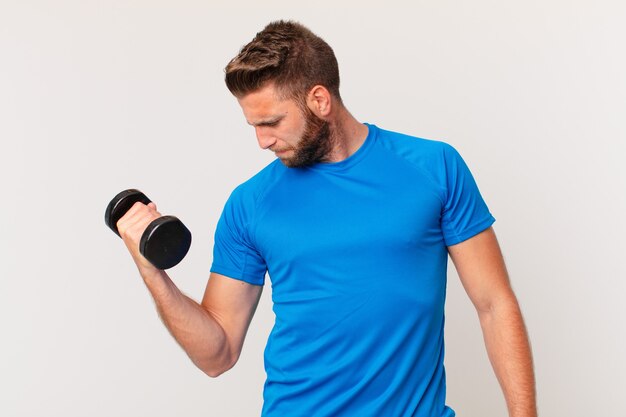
xmin=204 ymin=367 xmax=228 ymax=378
xmin=476 ymin=290 xmax=522 ymax=320
xmin=198 ymin=353 xmax=239 ymax=378
xmin=203 ymin=363 xmax=234 ymax=378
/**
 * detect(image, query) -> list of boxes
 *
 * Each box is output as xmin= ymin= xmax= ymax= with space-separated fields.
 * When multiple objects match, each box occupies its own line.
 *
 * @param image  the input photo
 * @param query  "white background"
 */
xmin=1 ymin=1 xmax=625 ymax=416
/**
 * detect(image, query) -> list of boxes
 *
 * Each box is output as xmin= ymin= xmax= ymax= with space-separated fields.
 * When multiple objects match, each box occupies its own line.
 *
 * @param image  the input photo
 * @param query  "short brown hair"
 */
xmin=224 ymin=20 xmax=341 ymax=103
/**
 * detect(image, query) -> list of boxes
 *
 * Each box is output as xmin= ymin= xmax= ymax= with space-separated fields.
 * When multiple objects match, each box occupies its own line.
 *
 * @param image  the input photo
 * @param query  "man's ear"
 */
xmin=306 ymin=85 xmax=332 ymax=118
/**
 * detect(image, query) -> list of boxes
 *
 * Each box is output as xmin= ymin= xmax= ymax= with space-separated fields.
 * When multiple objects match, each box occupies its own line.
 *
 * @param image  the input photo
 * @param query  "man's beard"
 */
xmin=279 ymin=108 xmax=334 ymax=168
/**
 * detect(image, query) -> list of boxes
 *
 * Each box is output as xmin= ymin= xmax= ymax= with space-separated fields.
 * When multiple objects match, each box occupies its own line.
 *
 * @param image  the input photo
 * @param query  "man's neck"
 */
xmin=325 ymin=109 xmax=369 ymax=163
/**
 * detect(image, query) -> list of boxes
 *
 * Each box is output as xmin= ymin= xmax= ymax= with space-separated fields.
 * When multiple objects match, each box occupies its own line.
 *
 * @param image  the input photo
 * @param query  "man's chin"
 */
xmin=279 ymin=157 xmax=299 ymax=168
xmin=275 ymin=150 xmax=299 ymax=168
xmin=278 ymin=154 xmax=309 ymax=169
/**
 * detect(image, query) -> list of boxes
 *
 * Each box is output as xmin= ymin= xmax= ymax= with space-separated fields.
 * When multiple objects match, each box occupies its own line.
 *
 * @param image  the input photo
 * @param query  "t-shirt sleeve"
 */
xmin=440 ymin=143 xmax=496 ymax=246
xmin=210 ymin=187 xmax=267 ymax=286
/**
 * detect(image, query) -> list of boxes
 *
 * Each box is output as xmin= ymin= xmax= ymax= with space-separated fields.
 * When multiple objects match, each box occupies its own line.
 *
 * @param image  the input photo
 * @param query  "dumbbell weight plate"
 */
xmin=105 ymin=189 xmax=152 ymax=237
xmin=140 ymin=216 xmax=192 ymax=270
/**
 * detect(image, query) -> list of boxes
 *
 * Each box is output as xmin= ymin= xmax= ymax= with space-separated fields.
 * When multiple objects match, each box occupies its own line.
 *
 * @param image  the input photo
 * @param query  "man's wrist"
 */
xmin=140 ymin=266 xmax=167 ymax=286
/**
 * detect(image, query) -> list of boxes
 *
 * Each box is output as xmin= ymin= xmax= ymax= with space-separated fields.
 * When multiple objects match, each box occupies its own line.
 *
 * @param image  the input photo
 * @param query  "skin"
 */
xmin=448 ymin=228 xmax=537 ymax=417
xmin=116 ymin=82 xmax=537 ymax=416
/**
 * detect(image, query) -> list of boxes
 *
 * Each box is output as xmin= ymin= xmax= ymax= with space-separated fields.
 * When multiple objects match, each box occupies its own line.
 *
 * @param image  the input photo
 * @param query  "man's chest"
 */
xmin=252 ymin=173 xmax=445 ymax=275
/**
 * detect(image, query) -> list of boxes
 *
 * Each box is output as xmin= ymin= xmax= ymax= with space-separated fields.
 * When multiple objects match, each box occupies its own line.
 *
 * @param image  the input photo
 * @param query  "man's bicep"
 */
xmin=447 ymin=227 xmax=514 ymax=313
xmin=201 ymin=272 xmax=263 ymax=357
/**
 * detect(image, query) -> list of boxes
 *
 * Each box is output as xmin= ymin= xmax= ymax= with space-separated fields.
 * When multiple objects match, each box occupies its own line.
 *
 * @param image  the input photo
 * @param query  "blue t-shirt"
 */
xmin=210 ymin=124 xmax=495 ymax=416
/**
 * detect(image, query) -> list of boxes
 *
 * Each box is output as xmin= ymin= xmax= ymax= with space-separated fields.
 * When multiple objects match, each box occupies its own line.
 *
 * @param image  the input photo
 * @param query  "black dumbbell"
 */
xmin=105 ymin=189 xmax=192 ymax=270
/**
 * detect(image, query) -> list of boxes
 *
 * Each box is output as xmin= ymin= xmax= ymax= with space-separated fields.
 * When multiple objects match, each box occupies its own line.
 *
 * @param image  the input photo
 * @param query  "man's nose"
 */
xmin=255 ymin=127 xmax=277 ymax=150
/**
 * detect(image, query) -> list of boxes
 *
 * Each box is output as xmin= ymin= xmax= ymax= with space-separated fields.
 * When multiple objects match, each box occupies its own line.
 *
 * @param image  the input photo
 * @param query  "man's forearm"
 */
xmin=139 ymin=269 xmax=234 ymax=377
xmin=478 ymin=294 xmax=537 ymax=417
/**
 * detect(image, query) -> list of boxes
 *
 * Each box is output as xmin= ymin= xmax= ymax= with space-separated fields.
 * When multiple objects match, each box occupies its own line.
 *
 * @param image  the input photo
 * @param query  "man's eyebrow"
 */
xmin=247 ymin=116 xmax=284 ymax=127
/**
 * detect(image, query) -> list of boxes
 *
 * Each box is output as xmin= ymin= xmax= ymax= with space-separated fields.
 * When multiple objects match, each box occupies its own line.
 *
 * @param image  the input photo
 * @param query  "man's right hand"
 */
xmin=116 ymin=201 xmax=163 ymax=277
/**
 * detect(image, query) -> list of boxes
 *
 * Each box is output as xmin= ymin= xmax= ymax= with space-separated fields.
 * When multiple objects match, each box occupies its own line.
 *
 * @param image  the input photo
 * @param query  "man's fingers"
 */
xmin=117 ymin=202 xmax=160 ymax=238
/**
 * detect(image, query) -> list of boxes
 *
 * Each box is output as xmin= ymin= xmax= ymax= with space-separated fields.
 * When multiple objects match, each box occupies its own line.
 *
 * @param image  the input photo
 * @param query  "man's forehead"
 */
xmin=240 ymin=103 xmax=289 ymax=126
xmin=237 ymin=85 xmax=294 ymax=125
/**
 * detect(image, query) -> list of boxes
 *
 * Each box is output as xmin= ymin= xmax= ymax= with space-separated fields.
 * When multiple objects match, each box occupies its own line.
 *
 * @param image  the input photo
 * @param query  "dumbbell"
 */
xmin=105 ymin=189 xmax=192 ymax=270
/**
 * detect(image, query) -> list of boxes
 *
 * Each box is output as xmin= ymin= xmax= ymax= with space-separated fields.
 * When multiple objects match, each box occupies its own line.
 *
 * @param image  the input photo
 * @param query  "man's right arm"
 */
xmin=117 ymin=200 xmax=263 ymax=377
xmin=142 ymin=270 xmax=263 ymax=377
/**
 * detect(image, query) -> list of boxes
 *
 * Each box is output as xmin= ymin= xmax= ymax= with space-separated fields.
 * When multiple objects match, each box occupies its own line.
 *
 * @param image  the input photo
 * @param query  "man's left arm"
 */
xmin=447 ymin=226 xmax=537 ymax=417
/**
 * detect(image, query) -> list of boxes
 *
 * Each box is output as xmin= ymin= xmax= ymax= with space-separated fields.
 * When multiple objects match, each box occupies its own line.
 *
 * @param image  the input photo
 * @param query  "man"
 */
xmin=117 ymin=20 xmax=537 ymax=417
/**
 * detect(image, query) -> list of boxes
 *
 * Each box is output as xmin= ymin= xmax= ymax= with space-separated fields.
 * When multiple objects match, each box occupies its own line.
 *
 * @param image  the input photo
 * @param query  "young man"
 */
xmin=117 ymin=20 xmax=537 ymax=417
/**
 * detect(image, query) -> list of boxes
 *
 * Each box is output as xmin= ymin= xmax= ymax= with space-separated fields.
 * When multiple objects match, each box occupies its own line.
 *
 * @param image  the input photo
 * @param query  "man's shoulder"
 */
xmin=374 ymin=124 xmax=452 ymax=155
xmin=371 ymin=124 xmax=458 ymax=172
